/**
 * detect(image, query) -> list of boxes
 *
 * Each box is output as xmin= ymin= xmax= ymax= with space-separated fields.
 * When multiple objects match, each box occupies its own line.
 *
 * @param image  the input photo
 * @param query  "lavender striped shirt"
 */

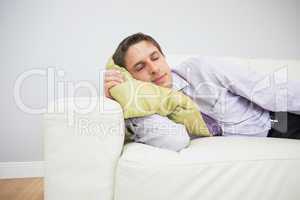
xmin=125 ymin=56 xmax=300 ymax=149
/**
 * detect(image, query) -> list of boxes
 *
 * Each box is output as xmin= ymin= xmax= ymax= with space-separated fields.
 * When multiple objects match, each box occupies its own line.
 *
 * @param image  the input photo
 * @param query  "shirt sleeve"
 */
xmin=125 ymin=114 xmax=191 ymax=152
xmin=199 ymin=57 xmax=300 ymax=112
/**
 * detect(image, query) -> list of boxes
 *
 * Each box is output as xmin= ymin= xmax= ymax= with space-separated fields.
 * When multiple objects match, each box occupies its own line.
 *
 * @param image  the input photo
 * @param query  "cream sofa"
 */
xmin=44 ymin=56 xmax=300 ymax=200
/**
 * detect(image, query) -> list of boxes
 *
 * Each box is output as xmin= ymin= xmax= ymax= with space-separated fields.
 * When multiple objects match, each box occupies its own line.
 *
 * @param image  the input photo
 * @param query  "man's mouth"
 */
xmin=153 ymin=73 xmax=166 ymax=84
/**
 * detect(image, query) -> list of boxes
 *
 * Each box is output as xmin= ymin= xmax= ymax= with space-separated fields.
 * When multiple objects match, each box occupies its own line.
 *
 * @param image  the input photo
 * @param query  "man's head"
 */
xmin=112 ymin=32 xmax=172 ymax=88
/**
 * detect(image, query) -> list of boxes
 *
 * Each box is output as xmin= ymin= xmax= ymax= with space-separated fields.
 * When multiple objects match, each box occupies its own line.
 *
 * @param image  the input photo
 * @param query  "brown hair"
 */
xmin=112 ymin=32 xmax=164 ymax=68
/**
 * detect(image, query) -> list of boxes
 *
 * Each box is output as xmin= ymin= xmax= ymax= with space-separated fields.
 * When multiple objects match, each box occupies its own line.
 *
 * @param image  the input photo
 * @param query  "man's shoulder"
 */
xmin=171 ymin=55 xmax=202 ymax=68
xmin=171 ymin=56 xmax=215 ymax=78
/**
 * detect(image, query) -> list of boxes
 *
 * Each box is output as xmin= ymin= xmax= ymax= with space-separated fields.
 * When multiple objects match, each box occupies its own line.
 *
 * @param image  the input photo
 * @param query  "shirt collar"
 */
xmin=171 ymin=70 xmax=189 ymax=91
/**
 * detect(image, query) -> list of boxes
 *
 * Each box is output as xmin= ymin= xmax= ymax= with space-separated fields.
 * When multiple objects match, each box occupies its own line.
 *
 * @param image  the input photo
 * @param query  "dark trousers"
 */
xmin=267 ymin=112 xmax=300 ymax=139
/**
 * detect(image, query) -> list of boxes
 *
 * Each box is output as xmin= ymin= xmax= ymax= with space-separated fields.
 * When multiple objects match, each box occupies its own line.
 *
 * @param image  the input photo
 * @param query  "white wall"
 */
xmin=0 ymin=0 xmax=299 ymax=162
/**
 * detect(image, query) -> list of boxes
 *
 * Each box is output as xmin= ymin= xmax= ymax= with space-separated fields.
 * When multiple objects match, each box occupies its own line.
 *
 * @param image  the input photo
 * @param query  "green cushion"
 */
xmin=106 ymin=57 xmax=211 ymax=137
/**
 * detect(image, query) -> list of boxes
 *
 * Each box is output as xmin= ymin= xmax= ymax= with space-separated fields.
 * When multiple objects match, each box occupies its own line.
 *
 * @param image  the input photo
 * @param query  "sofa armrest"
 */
xmin=43 ymin=96 xmax=124 ymax=200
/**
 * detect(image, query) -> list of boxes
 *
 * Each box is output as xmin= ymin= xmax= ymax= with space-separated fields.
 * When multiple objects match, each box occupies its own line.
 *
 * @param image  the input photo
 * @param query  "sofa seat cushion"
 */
xmin=114 ymin=136 xmax=300 ymax=200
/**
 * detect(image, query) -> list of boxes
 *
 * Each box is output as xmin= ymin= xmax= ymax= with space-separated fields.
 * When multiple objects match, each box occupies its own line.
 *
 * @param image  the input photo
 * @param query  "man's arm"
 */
xmin=195 ymin=57 xmax=300 ymax=112
xmin=125 ymin=114 xmax=191 ymax=152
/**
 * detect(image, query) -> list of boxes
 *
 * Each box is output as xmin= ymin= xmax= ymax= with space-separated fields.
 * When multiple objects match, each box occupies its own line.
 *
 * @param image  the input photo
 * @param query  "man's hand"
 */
xmin=104 ymin=69 xmax=125 ymax=99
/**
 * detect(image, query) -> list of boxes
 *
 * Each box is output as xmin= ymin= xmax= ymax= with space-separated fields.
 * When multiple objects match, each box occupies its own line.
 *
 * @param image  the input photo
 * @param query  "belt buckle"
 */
xmin=270 ymin=119 xmax=279 ymax=123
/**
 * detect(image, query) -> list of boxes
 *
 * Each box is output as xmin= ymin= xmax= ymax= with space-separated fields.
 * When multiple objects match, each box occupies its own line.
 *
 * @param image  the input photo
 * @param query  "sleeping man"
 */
xmin=104 ymin=32 xmax=300 ymax=152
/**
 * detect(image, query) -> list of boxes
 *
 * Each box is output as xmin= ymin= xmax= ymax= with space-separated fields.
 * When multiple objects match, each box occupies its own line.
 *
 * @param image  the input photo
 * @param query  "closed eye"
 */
xmin=135 ymin=63 xmax=145 ymax=71
xmin=151 ymin=54 xmax=160 ymax=61
xmin=152 ymin=56 xmax=159 ymax=61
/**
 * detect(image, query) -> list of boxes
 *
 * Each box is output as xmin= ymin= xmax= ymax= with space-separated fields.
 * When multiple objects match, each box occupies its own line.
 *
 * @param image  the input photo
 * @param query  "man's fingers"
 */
xmin=104 ymin=69 xmax=122 ymax=77
xmin=103 ymin=69 xmax=125 ymax=99
xmin=104 ymin=80 xmax=123 ymax=98
xmin=104 ymin=70 xmax=124 ymax=82
xmin=104 ymin=75 xmax=124 ymax=83
xmin=105 ymin=80 xmax=122 ymax=89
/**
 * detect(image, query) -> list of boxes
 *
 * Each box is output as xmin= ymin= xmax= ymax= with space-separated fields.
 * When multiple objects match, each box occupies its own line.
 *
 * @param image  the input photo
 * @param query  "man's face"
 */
xmin=124 ymin=41 xmax=172 ymax=88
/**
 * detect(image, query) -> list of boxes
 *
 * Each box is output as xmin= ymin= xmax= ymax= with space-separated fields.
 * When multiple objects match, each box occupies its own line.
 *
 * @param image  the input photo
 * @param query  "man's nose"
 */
xmin=148 ymin=61 xmax=160 ymax=74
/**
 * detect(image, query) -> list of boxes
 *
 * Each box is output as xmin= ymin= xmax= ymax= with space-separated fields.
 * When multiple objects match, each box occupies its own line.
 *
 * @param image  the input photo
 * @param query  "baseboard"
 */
xmin=0 ymin=161 xmax=44 ymax=179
